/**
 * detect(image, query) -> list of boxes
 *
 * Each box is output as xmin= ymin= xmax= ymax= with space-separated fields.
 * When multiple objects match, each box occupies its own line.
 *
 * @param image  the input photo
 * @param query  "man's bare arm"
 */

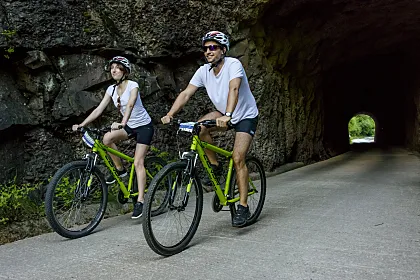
xmin=226 ymin=77 xmax=241 ymax=114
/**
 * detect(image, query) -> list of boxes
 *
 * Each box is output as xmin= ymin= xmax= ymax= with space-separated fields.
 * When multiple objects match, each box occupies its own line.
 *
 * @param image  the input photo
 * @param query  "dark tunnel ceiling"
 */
xmin=261 ymin=0 xmax=420 ymax=149
xmin=262 ymin=0 xmax=420 ymax=71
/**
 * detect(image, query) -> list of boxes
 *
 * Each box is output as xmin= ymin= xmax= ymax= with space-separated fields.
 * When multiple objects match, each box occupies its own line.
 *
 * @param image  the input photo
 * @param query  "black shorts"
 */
xmin=124 ymin=122 xmax=154 ymax=145
xmin=231 ymin=116 xmax=258 ymax=137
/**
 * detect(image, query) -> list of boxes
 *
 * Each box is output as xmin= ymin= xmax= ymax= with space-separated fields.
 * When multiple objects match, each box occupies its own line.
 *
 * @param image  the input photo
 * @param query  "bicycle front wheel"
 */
xmin=143 ymin=161 xmax=203 ymax=256
xmin=45 ymin=161 xmax=108 ymax=238
xmin=229 ymin=156 xmax=266 ymax=226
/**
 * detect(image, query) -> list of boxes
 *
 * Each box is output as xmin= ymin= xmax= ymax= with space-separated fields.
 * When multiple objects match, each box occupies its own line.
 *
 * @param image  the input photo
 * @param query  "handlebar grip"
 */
xmin=200 ymin=119 xmax=216 ymax=127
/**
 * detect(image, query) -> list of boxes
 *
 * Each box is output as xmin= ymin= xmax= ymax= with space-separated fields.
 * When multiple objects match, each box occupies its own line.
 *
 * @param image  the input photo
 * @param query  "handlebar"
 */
xmin=77 ymin=125 xmax=124 ymax=148
xmin=196 ymin=119 xmax=216 ymax=127
xmin=78 ymin=127 xmax=110 ymax=134
xmin=177 ymin=119 xmax=232 ymax=128
xmin=175 ymin=119 xmax=232 ymax=136
xmin=77 ymin=125 xmax=123 ymax=136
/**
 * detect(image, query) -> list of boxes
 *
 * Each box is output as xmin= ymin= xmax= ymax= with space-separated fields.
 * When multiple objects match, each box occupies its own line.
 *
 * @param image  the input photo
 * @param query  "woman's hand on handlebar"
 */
xmin=72 ymin=124 xmax=82 ymax=131
xmin=111 ymin=122 xmax=124 ymax=130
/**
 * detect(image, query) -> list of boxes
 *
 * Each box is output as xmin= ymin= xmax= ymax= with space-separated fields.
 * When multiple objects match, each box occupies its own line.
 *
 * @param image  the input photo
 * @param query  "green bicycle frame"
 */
xmin=188 ymin=135 xmax=256 ymax=206
xmin=90 ymin=139 xmax=147 ymax=199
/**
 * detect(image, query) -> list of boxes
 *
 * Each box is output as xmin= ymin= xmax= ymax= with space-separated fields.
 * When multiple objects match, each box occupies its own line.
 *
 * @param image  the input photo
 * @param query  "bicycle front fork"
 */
xmin=83 ymin=153 xmax=98 ymax=172
xmin=170 ymin=153 xmax=198 ymax=209
xmin=76 ymin=153 xmax=98 ymax=199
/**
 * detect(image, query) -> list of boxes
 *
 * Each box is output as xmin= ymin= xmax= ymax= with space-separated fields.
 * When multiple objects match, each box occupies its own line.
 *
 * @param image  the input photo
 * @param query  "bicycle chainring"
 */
xmin=211 ymin=193 xmax=223 ymax=213
xmin=117 ymin=189 xmax=129 ymax=204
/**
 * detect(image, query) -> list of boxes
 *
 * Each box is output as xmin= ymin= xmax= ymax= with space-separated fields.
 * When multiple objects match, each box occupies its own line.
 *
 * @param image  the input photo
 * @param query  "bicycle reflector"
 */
xmin=82 ymin=131 xmax=95 ymax=148
xmin=179 ymin=122 xmax=195 ymax=133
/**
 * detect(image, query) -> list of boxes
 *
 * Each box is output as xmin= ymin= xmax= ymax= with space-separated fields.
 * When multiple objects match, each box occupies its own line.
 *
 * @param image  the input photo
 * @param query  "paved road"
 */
xmin=1 ymin=147 xmax=419 ymax=280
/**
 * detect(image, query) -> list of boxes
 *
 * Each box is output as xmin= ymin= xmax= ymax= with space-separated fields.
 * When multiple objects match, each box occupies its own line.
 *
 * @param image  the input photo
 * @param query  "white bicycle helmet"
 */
xmin=108 ymin=56 xmax=131 ymax=74
xmin=202 ymin=31 xmax=230 ymax=51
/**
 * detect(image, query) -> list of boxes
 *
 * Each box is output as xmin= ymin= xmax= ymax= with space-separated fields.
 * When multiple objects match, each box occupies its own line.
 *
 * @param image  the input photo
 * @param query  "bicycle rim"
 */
xmin=45 ymin=161 xmax=108 ymax=238
xmin=229 ymin=156 xmax=266 ymax=225
xmin=145 ymin=156 xmax=166 ymax=186
xmin=143 ymin=161 xmax=203 ymax=256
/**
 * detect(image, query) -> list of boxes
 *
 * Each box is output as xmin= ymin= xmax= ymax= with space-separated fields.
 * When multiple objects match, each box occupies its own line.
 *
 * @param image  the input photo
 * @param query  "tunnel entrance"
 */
xmin=348 ymin=113 xmax=376 ymax=144
xmin=255 ymin=0 xmax=420 ymax=162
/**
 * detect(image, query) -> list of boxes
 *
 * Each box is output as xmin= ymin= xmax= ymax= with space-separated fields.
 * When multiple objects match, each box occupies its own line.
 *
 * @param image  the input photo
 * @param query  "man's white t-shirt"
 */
xmin=106 ymin=80 xmax=151 ymax=128
xmin=189 ymin=57 xmax=258 ymax=124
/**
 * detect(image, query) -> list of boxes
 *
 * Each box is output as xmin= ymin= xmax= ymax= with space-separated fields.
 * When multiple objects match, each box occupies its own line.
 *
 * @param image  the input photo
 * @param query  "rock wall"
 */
xmin=0 ymin=0 xmax=329 ymax=185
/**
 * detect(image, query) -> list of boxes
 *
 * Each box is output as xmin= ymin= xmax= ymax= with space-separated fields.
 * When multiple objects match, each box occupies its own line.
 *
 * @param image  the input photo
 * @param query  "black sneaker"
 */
xmin=106 ymin=168 xmax=128 ymax=184
xmin=202 ymin=163 xmax=223 ymax=186
xmin=232 ymin=204 xmax=251 ymax=227
xmin=131 ymin=202 xmax=143 ymax=219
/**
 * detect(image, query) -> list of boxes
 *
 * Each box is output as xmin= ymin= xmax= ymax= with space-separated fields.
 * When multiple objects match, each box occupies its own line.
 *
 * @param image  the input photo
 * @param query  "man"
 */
xmin=161 ymin=31 xmax=259 ymax=227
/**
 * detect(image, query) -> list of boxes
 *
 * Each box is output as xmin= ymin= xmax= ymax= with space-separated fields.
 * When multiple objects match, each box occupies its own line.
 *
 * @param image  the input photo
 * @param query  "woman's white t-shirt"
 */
xmin=189 ymin=57 xmax=258 ymax=124
xmin=106 ymin=80 xmax=151 ymax=128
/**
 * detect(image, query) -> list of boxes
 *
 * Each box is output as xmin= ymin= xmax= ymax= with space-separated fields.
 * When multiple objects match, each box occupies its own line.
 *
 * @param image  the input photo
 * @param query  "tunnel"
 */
xmin=255 ymin=0 xmax=420 ymax=158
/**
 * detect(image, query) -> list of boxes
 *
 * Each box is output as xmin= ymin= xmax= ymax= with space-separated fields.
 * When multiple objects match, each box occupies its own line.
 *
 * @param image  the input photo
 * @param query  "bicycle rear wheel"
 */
xmin=229 ymin=156 xmax=266 ymax=226
xmin=132 ymin=156 xmax=169 ymax=216
xmin=143 ymin=161 xmax=203 ymax=256
xmin=45 ymin=161 xmax=108 ymax=238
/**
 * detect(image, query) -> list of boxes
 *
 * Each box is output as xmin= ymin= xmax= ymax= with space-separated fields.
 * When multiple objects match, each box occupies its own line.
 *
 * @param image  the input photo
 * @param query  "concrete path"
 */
xmin=1 ymin=147 xmax=419 ymax=280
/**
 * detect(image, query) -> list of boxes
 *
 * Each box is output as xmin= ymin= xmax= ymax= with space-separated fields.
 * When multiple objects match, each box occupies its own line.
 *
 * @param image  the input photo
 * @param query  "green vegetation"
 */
xmin=0 ymin=149 xmax=169 ymax=227
xmin=348 ymin=114 xmax=375 ymax=138
xmin=150 ymin=145 xmax=175 ymax=162
xmin=1 ymin=29 xmax=17 ymax=59
xmin=1 ymin=29 xmax=16 ymax=39
xmin=0 ymin=179 xmax=44 ymax=225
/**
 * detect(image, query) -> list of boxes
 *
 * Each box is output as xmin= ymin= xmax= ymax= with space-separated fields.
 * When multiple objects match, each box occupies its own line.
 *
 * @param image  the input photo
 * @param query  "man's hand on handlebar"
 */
xmin=161 ymin=115 xmax=173 ymax=124
xmin=216 ymin=115 xmax=232 ymax=128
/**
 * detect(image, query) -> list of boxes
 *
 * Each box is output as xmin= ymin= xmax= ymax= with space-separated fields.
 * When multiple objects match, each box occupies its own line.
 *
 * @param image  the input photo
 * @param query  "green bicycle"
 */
xmin=45 ymin=126 xmax=168 ymax=239
xmin=142 ymin=120 xmax=266 ymax=256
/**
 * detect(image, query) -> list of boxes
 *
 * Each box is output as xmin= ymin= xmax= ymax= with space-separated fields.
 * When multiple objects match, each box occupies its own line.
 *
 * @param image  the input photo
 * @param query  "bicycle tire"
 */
xmin=131 ymin=156 xmax=169 ymax=216
xmin=229 ymin=156 xmax=266 ymax=226
xmin=143 ymin=161 xmax=203 ymax=256
xmin=45 ymin=161 xmax=108 ymax=238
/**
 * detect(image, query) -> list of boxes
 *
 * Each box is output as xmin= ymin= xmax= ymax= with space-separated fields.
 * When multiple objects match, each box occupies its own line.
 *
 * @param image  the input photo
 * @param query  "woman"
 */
xmin=72 ymin=56 xmax=154 ymax=219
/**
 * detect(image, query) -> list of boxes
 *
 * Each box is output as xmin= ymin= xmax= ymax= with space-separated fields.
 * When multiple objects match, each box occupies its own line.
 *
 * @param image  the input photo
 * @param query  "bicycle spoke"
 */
xmin=135 ymin=156 xmax=169 ymax=216
xmin=143 ymin=161 xmax=203 ymax=256
xmin=229 ymin=156 xmax=266 ymax=226
xmin=45 ymin=161 xmax=108 ymax=238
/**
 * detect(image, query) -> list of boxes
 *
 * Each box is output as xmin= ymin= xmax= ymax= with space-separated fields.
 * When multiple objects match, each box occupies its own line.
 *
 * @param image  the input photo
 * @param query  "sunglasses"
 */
xmin=201 ymin=45 xmax=223 ymax=52
xmin=117 ymin=96 xmax=121 ymax=110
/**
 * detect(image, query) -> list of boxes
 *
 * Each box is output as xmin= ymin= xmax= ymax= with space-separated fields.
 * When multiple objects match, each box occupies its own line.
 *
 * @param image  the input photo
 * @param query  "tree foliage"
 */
xmin=348 ymin=114 xmax=375 ymax=137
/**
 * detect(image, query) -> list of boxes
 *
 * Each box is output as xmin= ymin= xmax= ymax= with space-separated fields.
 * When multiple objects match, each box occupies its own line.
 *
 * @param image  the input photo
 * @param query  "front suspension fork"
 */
xmin=170 ymin=153 xmax=198 ymax=208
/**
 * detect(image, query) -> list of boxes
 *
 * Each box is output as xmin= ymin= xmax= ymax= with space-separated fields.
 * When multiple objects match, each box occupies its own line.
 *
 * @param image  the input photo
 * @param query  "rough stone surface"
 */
xmin=1 ymin=0 xmax=420 ymax=185
xmin=0 ymin=70 xmax=35 ymax=130
xmin=1 ymin=148 xmax=420 ymax=279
